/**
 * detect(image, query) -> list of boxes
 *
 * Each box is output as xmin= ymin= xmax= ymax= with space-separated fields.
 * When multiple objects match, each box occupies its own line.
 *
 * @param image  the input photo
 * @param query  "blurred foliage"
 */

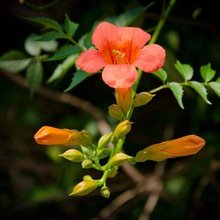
xmin=0 ymin=0 xmax=220 ymax=219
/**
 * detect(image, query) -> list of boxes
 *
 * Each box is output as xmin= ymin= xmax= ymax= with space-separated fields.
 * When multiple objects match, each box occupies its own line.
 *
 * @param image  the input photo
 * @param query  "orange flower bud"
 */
xmin=115 ymin=88 xmax=132 ymax=114
xmin=34 ymin=126 xmax=89 ymax=147
xmin=113 ymin=120 xmax=132 ymax=139
xmin=136 ymin=135 xmax=205 ymax=162
xmin=69 ymin=179 xmax=98 ymax=196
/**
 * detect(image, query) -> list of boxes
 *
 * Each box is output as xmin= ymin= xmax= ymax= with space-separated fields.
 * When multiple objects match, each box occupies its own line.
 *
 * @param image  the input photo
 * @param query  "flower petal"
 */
xmin=76 ymin=49 xmax=106 ymax=73
xmin=134 ymin=44 xmax=166 ymax=72
xmin=102 ymin=64 xmax=138 ymax=88
xmin=118 ymin=27 xmax=151 ymax=63
xmin=92 ymin=22 xmax=119 ymax=64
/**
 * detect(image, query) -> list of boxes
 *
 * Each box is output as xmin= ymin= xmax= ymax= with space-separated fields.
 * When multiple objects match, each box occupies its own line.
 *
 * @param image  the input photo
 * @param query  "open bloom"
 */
xmin=136 ymin=135 xmax=205 ymax=162
xmin=76 ymin=22 xmax=166 ymax=88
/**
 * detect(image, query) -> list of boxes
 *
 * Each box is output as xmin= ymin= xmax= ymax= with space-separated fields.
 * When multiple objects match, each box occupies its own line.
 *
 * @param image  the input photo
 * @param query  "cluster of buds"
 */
xmin=34 ymin=92 xmax=205 ymax=198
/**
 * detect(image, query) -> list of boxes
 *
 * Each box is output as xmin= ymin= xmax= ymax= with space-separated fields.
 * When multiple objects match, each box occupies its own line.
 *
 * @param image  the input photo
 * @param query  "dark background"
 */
xmin=0 ymin=0 xmax=220 ymax=219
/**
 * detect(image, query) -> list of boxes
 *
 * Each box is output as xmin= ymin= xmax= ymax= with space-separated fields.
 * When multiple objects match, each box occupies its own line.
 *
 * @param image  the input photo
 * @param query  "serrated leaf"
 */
xmin=47 ymin=45 xmax=81 ymax=61
xmin=188 ymin=81 xmax=211 ymax=104
xmin=25 ymin=17 xmax=63 ymax=32
xmin=200 ymin=63 xmax=216 ymax=82
xmin=209 ymin=82 xmax=220 ymax=97
xmin=26 ymin=61 xmax=43 ymax=97
xmin=37 ymin=31 xmax=66 ymax=41
xmin=174 ymin=60 xmax=194 ymax=81
xmin=47 ymin=55 xmax=77 ymax=83
xmin=106 ymin=3 xmax=154 ymax=26
xmin=0 ymin=50 xmax=31 ymax=73
xmin=64 ymin=15 xmax=79 ymax=37
xmin=152 ymin=68 xmax=167 ymax=82
xmin=169 ymin=82 xmax=184 ymax=109
xmin=64 ymin=70 xmax=90 ymax=92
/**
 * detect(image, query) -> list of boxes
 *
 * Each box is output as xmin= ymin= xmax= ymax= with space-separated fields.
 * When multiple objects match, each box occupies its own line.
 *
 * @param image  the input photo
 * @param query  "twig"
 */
xmin=2 ymin=72 xmax=110 ymax=134
xmin=97 ymin=175 xmax=162 ymax=220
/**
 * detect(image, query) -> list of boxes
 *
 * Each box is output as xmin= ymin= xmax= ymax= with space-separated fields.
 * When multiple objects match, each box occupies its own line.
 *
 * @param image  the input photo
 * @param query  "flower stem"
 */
xmin=149 ymin=0 xmax=176 ymax=44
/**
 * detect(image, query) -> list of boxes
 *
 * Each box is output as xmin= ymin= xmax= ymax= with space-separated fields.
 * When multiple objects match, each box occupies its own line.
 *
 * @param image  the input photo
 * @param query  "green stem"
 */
xmin=100 ymin=0 xmax=176 ymax=187
xmin=149 ymin=0 xmax=176 ymax=44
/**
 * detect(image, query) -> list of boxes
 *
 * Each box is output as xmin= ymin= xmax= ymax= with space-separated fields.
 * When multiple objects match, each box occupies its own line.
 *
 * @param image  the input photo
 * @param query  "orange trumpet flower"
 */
xmin=76 ymin=22 xmax=165 ymax=88
xmin=136 ymin=135 xmax=205 ymax=162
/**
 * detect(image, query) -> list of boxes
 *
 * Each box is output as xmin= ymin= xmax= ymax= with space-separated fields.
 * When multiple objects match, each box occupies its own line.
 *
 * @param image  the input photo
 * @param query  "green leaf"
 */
xmin=78 ymin=33 xmax=92 ymax=49
xmin=25 ymin=17 xmax=63 ymax=32
xmin=38 ymin=40 xmax=58 ymax=53
xmin=37 ymin=31 xmax=66 ymax=41
xmin=174 ymin=60 xmax=194 ymax=81
xmin=152 ymin=68 xmax=167 ymax=82
xmin=26 ymin=61 xmax=43 ymax=97
xmin=106 ymin=3 xmax=154 ymax=26
xmin=47 ymin=55 xmax=78 ymax=83
xmin=64 ymin=15 xmax=79 ymax=37
xmin=47 ymin=45 xmax=81 ymax=61
xmin=0 ymin=50 xmax=31 ymax=73
xmin=24 ymin=34 xmax=41 ymax=56
xmin=200 ymin=63 xmax=216 ymax=82
xmin=64 ymin=70 xmax=90 ymax=92
xmin=209 ymin=82 xmax=220 ymax=97
xmin=169 ymin=82 xmax=184 ymax=109
xmin=188 ymin=81 xmax=211 ymax=104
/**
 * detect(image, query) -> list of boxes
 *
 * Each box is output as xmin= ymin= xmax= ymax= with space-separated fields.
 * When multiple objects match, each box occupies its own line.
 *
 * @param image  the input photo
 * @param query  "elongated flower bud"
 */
xmin=69 ymin=179 xmax=98 ymax=196
xmin=114 ymin=120 xmax=132 ymax=139
xmin=98 ymin=132 xmax=113 ymax=149
xmin=136 ymin=134 xmax=205 ymax=162
xmin=115 ymin=88 xmax=132 ymax=114
xmin=34 ymin=126 xmax=92 ymax=147
xmin=109 ymin=152 xmax=132 ymax=166
xmin=108 ymin=104 xmax=124 ymax=120
xmin=59 ymin=149 xmax=84 ymax=162
xmin=133 ymin=92 xmax=155 ymax=107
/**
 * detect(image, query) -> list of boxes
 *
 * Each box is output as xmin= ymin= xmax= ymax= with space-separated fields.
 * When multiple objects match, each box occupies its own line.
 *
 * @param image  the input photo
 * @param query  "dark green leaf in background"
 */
xmin=47 ymin=45 xmax=81 ymax=61
xmin=64 ymin=15 xmax=79 ymax=37
xmin=47 ymin=55 xmax=78 ymax=84
xmin=65 ymin=70 xmax=90 ymax=92
xmin=0 ymin=50 xmax=31 ymax=73
xmin=26 ymin=61 xmax=43 ymax=97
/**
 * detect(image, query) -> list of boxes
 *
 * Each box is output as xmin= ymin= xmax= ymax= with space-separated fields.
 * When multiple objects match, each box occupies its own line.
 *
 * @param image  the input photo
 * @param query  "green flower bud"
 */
xmin=98 ymin=132 xmax=113 ymax=149
xmin=69 ymin=179 xmax=98 ymax=196
xmin=59 ymin=149 xmax=84 ymax=162
xmin=83 ymin=175 xmax=93 ymax=181
xmin=82 ymin=159 xmax=93 ymax=169
xmin=133 ymin=92 xmax=155 ymax=107
xmin=108 ymin=104 xmax=124 ymax=120
xmin=101 ymin=186 xmax=111 ymax=198
xmin=114 ymin=120 xmax=132 ymax=139
xmin=107 ymin=167 xmax=118 ymax=178
xmin=109 ymin=152 xmax=132 ymax=166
